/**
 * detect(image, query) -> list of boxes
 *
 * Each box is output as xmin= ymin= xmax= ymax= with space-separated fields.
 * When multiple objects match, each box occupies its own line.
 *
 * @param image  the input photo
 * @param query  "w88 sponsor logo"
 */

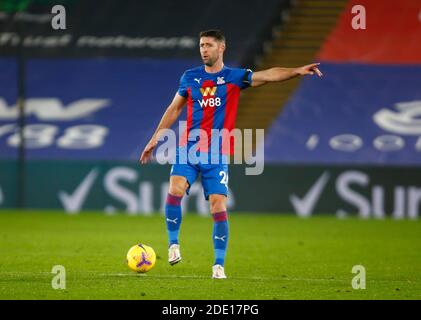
xmin=198 ymin=97 xmax=221 ymax=108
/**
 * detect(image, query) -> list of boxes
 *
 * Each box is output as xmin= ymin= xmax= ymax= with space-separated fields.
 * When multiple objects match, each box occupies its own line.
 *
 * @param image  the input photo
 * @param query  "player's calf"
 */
xmin=165 ymin=193 xmax=183 ymax=247
xmin=211 ymin=210 xmax=229 ymax=277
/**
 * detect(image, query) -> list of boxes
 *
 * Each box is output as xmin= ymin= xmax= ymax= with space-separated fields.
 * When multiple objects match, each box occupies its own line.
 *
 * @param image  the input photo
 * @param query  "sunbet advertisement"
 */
xmin=0 ymin=161 xmax=420 ymax=219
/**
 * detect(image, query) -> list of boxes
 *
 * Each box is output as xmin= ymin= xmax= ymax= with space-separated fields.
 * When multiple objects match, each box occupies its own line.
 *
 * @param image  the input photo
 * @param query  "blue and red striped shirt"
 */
xmin=177 ymin=65 xmax=253 ymax=155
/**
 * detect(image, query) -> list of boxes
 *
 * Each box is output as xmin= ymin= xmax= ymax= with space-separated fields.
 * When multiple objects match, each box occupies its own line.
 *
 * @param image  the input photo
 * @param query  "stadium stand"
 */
xmin=1 ymin=0 xmax=420 ymax=216
xmin=0 ymin=0 xmax=289 ymax=64
xmin=236 ymin=0 xmax=348 ymax=134
xmin=264 ymin=0 xmax=421 ymax=165
xmin=0 ymin=0 xmax=291 ymax=160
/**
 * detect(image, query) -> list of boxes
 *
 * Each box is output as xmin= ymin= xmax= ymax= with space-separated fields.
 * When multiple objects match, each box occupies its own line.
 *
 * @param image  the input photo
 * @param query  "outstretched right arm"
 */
xmin=139 ymin=93 xmax=187 ymax=164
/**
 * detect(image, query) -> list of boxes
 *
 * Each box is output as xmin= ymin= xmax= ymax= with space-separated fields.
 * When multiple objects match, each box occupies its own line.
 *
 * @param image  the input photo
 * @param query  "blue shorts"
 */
xmin=170 ymin=147 xmax=229 ymax=200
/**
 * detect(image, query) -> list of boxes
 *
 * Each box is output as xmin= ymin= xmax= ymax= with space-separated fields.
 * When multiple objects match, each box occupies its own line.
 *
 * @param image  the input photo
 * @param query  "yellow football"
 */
xmin=126 ymin=244 xmax=156 ymax=273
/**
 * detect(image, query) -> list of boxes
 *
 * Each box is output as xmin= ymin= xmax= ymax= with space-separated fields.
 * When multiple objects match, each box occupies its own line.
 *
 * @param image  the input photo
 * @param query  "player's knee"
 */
xmin=209 ymin=195 xmax=227 ymax=213
xmin=169 ymin=176 xmax=188 ymax=197
xmin=168 ymin=184 xmax=186 ymax=197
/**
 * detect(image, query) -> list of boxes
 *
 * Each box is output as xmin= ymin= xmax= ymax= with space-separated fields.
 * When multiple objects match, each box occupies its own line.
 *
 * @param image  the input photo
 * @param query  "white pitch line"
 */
xmin=95 ymin=274 xmax=412 ymax=283
xmin=1 ymin=272 xmax=419 ymax=283
xmin=1 ymin=271 xmax=343 ymax=281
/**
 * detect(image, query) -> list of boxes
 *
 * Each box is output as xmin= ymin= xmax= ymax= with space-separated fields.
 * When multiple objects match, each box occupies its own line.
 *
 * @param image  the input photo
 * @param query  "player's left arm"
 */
xmin=250 ymin=63 xmax=323 ymax=87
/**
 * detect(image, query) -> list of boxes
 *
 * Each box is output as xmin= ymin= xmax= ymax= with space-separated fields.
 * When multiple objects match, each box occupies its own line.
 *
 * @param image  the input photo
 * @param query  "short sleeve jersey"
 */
xmin=177 ymin=65 xmax=253 ymax=155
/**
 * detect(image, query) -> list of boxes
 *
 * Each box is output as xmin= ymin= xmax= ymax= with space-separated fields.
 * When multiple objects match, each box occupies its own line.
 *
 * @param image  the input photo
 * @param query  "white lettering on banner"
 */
xmin=0 ymin=98 xmax=109 ymax=120
xmin=330 ymin=134 xmax=362 ymax=152
xmin=290 ymin=172 xmax=330 ymax=217
xmin=408 ymin=187 xmax=421 ymax=219
xmin=57 ymin=125 xmax=108 ymax=149
xmin=374 ymin=101 xmax=421 ymax=135
xmin=373 ymin=135 xmax=404 ymax=151
xmin=0 ymin=124 xmax=15 ymax=138
xmin=306 ymin=102 xmax=421 ymax=155
xmin=58 ymin=169 xmax=99 ymax=214
xmin=0 ymin=32 xmax=195 ymax=49
xmin=416 ymin=137 xmax=421 ymax=151
xmin=306 ymin=134 xmax=319 ymax=150
xmin=392 ymin=187 xmax=405 ymax=219
xmin=337 ymin=172 xmax=421 ymax=219
xmin=0 ymin=124 xmax=108 ymax=149
xmin=8 ymin=124 xmax=58 ymax=148
xmin=57 ymin=167 xmax=235 ymax=214
xmin=104 ymin=167 xmax=138 ymax=215
xmin=336 ymin=171 xmax=370 ymax=218
xmin=290 ymin=170 xmax=420 ymax=219
xmin=76 ymin=36 xmax=195 ymax=49
xmin=0 ymin=12 xmax=51 ymax=24
xmin=372 ymin=186 xmax=386 ymax=219
xmin=0 ymin=32 xmax=72 ymax=47
xmin=308 ymin=133 xmax=420 ymax=153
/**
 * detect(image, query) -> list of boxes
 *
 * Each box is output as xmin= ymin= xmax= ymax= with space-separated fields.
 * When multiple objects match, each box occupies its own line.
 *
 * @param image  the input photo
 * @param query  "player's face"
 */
xmin=200 ymin=37 xmax=225 ymax=67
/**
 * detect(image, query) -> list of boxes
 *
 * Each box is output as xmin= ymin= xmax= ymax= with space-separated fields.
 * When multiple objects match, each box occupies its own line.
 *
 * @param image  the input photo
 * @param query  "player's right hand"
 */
xmin=140 ymin=140 xmax=157 ymax=164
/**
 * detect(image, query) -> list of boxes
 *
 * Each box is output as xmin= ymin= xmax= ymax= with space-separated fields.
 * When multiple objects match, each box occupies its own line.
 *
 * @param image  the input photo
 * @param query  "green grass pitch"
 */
xmin=0 ymin=210 xmax=420 ymax=300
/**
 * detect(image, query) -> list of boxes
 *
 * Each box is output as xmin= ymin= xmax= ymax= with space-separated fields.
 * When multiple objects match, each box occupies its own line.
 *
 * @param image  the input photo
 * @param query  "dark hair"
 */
xmin=199 ymin=29 xmax=226 ymax=42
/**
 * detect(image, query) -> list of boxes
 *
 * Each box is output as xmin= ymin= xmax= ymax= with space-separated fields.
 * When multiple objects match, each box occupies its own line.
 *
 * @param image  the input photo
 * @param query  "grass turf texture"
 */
xmin=0 ymin=210 xmax=420 ymax=300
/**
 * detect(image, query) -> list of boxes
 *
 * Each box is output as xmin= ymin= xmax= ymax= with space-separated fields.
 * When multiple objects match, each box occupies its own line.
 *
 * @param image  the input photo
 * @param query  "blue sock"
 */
xmin=165 ymin=193 xmax=183 ymax=246
xmin=212 ymin=211 xmax=229 ymax=266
